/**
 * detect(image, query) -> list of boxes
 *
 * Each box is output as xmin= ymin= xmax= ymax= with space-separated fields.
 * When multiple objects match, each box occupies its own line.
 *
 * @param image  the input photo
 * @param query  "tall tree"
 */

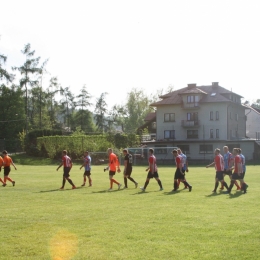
xmin=124 ymin=88 xmax=153 ymax=133
xmin=13 ymin=43 xmax=44 ymax=134
xmin=0 ymin=53 xmax=14 ymax=82
xmin=94 ymin=92 xmax=108 ymax=133
xmin=0 ymin=85 xmax=25 ymax=139
xmin=109 ymin=104 xmax=127 ymax=132
xmin=76 ymin=85 xmax=92 ymax=131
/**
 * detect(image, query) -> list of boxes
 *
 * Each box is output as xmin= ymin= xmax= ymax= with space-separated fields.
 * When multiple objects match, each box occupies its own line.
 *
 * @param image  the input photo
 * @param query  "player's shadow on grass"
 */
xmin=130 ymin=190 xmax=162 ymax=195
xmin=91 ymin=189 xmax=123 ymax=194
xmin=227 ymin=191 xmax=244 ymax=199
xmin=38 ymin=189 xmax=69 ymax=193
xmin=163 ymin=191 xmax=180 ymax=195
xmin=205 ymin=192 xmax=223 ymax=197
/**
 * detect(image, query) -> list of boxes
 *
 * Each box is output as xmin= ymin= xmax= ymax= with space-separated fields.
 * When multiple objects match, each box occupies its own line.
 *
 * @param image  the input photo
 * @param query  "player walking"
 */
xmin=1 ymin=150 xmax=17 ymax=187
xmin=220 ymin=146 xmax=240 ymax=190
xmin=0 ymin=155 xmax=5 ymax=185
xmin=206 ymin=148 xmax=229 ymax=192
xmin=238 ymin=148 xmax=248 ymax=191
xmin=140 ymin=148 xmax=163 ymax=191
xmin=80 ymin=151 xmax=92 ymax=187
xmin=172 ymin=150 xmax=192 ymax=192
xmin=226 ymin=148 xmax=247 ymax=194
xmin=177 ymin=149 xmax=189 ymax=189
xmin=57 ymin=150 xmax=76 ymax=189
xmin=122 ymin=149 xmax=138 ymax=189
xmin=105 ymin=148 xmax=122 ymax=191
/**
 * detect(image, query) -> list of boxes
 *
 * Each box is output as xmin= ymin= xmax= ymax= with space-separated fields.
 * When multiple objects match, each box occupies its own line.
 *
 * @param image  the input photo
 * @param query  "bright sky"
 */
xmin=1 ymin=0 xmax=260 ymax=109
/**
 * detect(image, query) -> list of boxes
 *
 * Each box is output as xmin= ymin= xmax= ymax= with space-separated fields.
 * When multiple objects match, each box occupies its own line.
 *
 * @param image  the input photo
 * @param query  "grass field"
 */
xmin=0 ymin=164 xmax=260 ymax=260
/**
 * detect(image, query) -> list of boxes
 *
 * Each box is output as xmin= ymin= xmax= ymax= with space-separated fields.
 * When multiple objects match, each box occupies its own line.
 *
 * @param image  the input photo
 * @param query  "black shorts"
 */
xmin=63 ymin=167 xmax=71 ymax=178
xmin=84 ymin=170 xmax=91 ymax=176
xmin=224 ymin=169 xmax=232 ymax=175
xmin=174 ymin=168 xmax=185 ymax=180
xmin=147 ymin=171 xmax=159 ymax=179
xmin=231 ymin=172 xmax=243 ymax=180
xmin=215 ymin=171 xmax=224 ymax=181
xmin=109 ymin=171 xmax=116 ymax=176
xmin=4 ymin=166 xmax=10 ymax=176
xmin=125 ymin=167 xmax=132 ymax=176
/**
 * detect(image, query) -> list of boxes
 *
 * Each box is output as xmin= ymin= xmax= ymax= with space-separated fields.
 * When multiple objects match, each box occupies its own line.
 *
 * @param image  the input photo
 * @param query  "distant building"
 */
xmin=139 ymin=82 xmax=260 ymax=161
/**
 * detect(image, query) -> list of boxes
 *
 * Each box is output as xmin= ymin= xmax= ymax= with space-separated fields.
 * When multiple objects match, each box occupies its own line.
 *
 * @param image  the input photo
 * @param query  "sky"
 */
xmin=1 ymin=0 xmax=260 ymax=109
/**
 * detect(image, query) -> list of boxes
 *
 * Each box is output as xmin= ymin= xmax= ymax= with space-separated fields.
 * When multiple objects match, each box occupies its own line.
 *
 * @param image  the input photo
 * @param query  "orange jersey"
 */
xmin=109 ymin=153 xmax=119 ymax=171
xmin=3 ymin=156 xmax=13 ymax=167
xmin=0 ymin=156 xmax=3 ymax=167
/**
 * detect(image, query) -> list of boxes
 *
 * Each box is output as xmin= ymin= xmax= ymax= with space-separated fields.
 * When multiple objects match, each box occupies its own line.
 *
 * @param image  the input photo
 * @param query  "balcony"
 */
xmin=182 ymin=102 xmax=200 ymax=109
xmin=181 ymin=120 xmax=200 ymax=128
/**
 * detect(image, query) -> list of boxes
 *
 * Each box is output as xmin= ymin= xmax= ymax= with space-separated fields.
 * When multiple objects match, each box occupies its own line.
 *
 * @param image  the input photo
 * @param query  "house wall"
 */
xmin=245 ymin=108 xmax=260 ymax=139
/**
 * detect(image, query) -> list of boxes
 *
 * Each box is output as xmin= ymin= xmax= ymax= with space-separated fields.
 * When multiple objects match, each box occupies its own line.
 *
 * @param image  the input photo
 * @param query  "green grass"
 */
xmin=0 ymin=165 xmax=260 ymax=260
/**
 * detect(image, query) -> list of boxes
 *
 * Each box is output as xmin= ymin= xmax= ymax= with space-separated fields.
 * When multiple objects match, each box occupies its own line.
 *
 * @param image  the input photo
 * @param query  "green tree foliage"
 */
xmin=124 ymin=88 xmax=153 ymax=133
xmin=0 ymin=85 xmax=25 ymax=139
xmin=70 ymin=110 xmax=95 ymax=133
xmin=0 ymin=53 xmax=14 ymax=82
xmin=94 ymin=92 xmax=108 ymax=132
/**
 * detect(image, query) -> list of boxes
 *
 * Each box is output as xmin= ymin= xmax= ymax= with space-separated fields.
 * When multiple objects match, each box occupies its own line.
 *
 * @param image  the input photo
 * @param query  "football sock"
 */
xmin=183 ymin=181 xmax=190 ymax=188
xmin=4 ymin=177 xmax=13 ymax=183
xmin=242 ymin=183 xmax=246 ymax=193
xmin=177 ymin=179 xmax=181 ymax=187
xmin=174 ymin=181 xmax=178 ymax=190
xmin=228 ymin=181 xmax=235 ymax=192
xmin=112 ymin=179 xmax=119 ymax=185
xmin=183 ymin=179 xmax=188 ymax=188
xmin=67 ymin=178 xmax=75 ymax=187
xmin=220 ymin=183 xmax=224 ymax=189
xmin=124 ymin=177 xmax=128 ymax=188
xmin=144 ymin=180 xmax=149 ymax=189
xmin=84 ymin=176 xmax=86 ymax=183
xmin=223 ymin=181 xmax=229 ymax=190
xmin=62 ymin=178 xmax=66 ymax=188
xmin=128 ymin=176 xmax=136 ymax=183
xmin=234 ymin=181 xmax=240 ymax=189
xmin=214 ymin=182 xmax=219 ymax=191
xmin=157 ymin=179 xmax=162 ymax=188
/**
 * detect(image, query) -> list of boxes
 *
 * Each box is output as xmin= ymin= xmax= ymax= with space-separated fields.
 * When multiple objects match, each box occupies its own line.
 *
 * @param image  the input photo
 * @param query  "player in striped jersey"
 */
xmin=80 ymin=151 xmax=92 ymax=187
xmin=206 ymin=148 xmax=229 ymax=192
xmin=226 ymin=148 xmax=247 ymax=194
xmin=177 ymin=149 xmax=189 ymax=189
xmin=238 ymin=148 xmax=248 ymax=192
xmin=220 ymin=146 xmax=240 ymax=190
xmin=57 ymin=150 xmax=76 ymax=189
xmin=172 ymin=150 xmax=192 ymax=192
xmin=140 ymin=148 xmax=163 ymax=191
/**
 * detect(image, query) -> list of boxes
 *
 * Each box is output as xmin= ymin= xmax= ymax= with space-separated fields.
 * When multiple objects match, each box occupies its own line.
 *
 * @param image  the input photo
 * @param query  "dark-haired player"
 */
xmin=177 ymin=149 xmax=188 ymax=189
xmin=140 ymin=148 xmax=163 ymax=191
xmin=206 ymin=148 xmax=229 ymax=192
xmin=226 ymin=148 xmax=247 ymax=194
xmin=80 ymin=151 xmax=92 ymax=187
xmin=57 ymin=150 xmax=76 ymax=189
xmin=220 ymin=146 xmax=240 ymax=190
xmin=172 ymin=150 xmax=192 ymax=192
xmin=105 ymin=148 xmax=122 ymax=191
xmin=122 ymin=149 xmax=138 ymax=189
xmin=1 ymin=150 xmax=17 ymax=187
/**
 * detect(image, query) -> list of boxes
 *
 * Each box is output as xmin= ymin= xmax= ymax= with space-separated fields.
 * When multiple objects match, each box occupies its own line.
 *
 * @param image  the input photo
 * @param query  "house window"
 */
xmin=187 ymin=130 xmax=198 ymax=139
xmin=216 ymin=129 xmax=219 ymax=138
xmin=164 ymin=130 xmax=175 ymax=139
xmin=216 ymin=111 xmax=219 ymax=120
xmin=187 ymin=112 xmax=198 ymax=121
xmin=187 ymin=96 xmax=194 ymax=103
xmin=210 ymin=111 xmax=213 ymax=120
xmin=199 ymin=144 xmax=213 ymax=154
xmin=178 ymin=145 xmax=190 ymax=154
xmin=164 ymin=113 xmax=175 ymax=122
xmin=210 ymin=129 xmax=214 ymax=138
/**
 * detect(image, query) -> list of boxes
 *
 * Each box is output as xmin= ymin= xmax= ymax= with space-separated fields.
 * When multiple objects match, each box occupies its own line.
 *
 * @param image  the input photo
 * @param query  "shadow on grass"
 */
xmin=91 ymin=189 xmax=123 ymax=194
xmin=227 ymin=191 xmax=245 ymax=199
xmin=205 ymin=192 xmax=223 ymax=197
xmin=130 ymin=190 xmax=162 ymax=195
xmin=38 ymin=187 xmax=82 ymax=193
xmin=163 ymin=190 xmax=180 ymax=195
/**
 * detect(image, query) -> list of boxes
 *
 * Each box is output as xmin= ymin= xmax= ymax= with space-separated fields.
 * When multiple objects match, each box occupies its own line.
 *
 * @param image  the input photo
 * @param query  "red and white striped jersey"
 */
xmin=62 ymin=155 xmax=72 ymax=168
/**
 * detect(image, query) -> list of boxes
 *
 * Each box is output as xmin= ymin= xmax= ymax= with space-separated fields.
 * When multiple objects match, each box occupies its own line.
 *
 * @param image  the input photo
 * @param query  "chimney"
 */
xmin=212 ymin=82 xmax=219 ymax=87
xmin=187 ymin=83 xmax=196 ymax=89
